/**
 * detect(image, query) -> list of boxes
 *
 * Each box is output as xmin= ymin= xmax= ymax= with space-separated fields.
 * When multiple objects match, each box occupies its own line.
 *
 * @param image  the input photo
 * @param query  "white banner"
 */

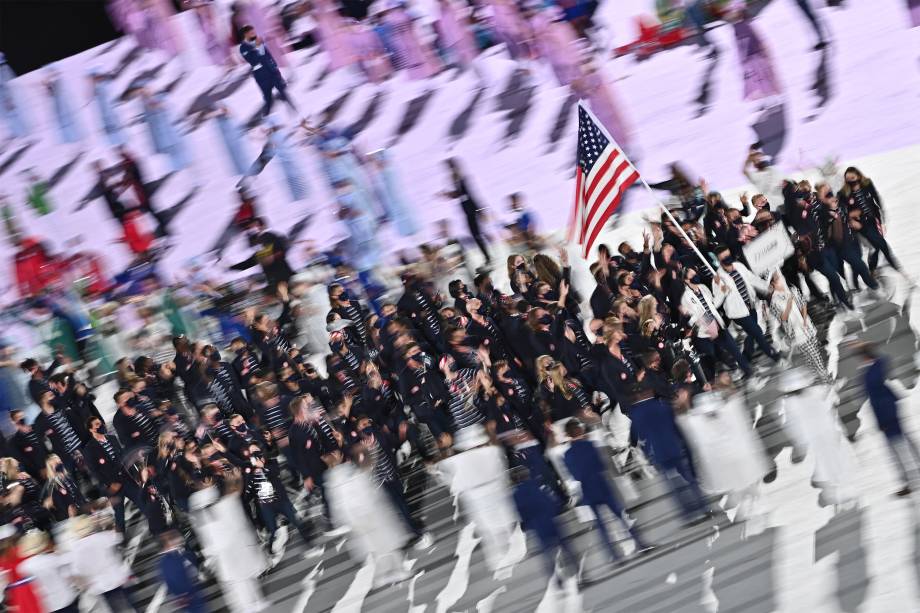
xmin=742 ymin=223 xmax=794 ymax=277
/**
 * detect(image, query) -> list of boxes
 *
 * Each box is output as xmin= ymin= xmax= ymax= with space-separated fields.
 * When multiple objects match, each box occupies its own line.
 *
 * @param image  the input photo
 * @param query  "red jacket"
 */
xmin=14 ymin=238 xmax=61 ymax=297
xmin=121 ymin=210 xmax=154 ymax=255
xmin=67 ymin=252 xmax=112 ymax=297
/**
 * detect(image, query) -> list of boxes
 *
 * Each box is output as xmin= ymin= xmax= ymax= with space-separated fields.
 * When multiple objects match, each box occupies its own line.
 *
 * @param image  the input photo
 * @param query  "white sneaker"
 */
xmin=303 ymin=545 xmax=325 ymax=559
xmin=323 ymin=525 xmax=350 ymax=538
xmin=412 ymin=532 xmax=434 ymax=551
xmin=271 ymin=525 xmax=289 ymax=554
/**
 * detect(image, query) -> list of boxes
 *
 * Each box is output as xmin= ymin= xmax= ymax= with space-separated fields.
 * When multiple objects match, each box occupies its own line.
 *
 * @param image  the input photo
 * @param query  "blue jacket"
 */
xmin=158 ymin=549 xmax=198 ymax=596
xmin=563 ymin=439 xmax=616 ymax=506
xmin=512 ymin=479 xmax=562 ymax=542
xmin=865 ymin=357 xmax=902 ymax=437
xmin=240 ymin=41 xmax=283 ymax=88
xmin=628 ymin=397 xmax=685 ymax=466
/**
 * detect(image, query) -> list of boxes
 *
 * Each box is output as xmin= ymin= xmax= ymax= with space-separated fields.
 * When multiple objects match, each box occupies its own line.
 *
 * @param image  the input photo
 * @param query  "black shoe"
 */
xmin=763 ymin=467 xmax=778 ymax=483
xmin=635 ymin=543 xmax=656 ymax=555
xmin=896 ymin=486 xmax=912 ymax=497
xmin=813 ymin=40 xmax=829 ymax=51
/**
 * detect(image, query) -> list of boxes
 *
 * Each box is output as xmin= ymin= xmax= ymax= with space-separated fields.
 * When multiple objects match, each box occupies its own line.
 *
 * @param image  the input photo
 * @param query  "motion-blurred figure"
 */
xmin=510 ymin=465 xmax=578 ymax=583
xmin=326 ymin=446 xmax=413 ymax=586
xmin=138 ymin=86 xmax=192 ymax=173
xmin=366 ymin=149 xmax=418 ymax=236
xmin=856 ymin=342 xmax=920 ymax=497
xmin=189 ymin=477 xmax=269 ymax=612
xmin=778 ymin=367 xmax=857 ymax=507
xmin=184 ymin=0 xmax=232 ymax=66
xmin=677 ymin=384 xmax=768 ymax=523
xmin=89 ymin=67 xmax=125 ymax=147
xmin=438 ymin=425 xmax=517 ymax=574
xmin=211 ymin=105 xmax=250 ymax=176
xmin=108 ymin=0 xmax=185 ymax=57
xmin=44 ymin=66 xmax=84 ymax=145
xmin=563 ymin=419 xmax=651 ymax=561
xmin=442 ymin=158 xmax=491 ymax=265
xmin=239 ymin=25 xmax=299 ymax=120
xmin=0 ymin=52 xmax=29 ymax=140
xmin=231 ymin=1 xmax=290 ymax=68
xmin=158 ymin=530 xmax=208 ymax=613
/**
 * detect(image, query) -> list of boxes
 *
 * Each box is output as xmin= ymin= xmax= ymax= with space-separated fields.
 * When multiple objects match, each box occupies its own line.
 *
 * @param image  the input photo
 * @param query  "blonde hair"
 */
xmin=288 ymin=394 xmax=311 ymax=419
xmin=45 ymin=454 xmax=65 ymax=484
xmin=548 ymin=363 xmax=571 ymax=400
xmin=157 ymin=431 xmax=176 ymax=459
xmin=535 ymin=355 xmax=555 ymax=385
xmin=602 ymin=316 xmax=623 ymax=343
xmin=637 ymin=295 xmax=658 ymax=337
xmin=0 ymin=457 xmax=19 ymax=481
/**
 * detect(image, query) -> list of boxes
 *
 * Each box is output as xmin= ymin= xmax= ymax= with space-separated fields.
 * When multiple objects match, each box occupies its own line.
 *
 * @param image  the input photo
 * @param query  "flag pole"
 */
xmin=574 ymin=100 xmax=717 ymax=277
xmin=636 ymin=178 xmax=718 ymax=277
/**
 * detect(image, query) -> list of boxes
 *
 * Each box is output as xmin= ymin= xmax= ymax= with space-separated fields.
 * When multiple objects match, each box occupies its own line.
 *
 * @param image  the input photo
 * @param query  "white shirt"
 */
xmin=769 ymin=287 xmax=816 ymax=345
xmin=713 ymin=262 xmax=770 ymax=320
xmin=744 ymin=165 xmax=784 ymax=213
xmin=70 ymin=531 xmax=131 ymax=594
xmin=681 ymin=283 xmax=725 ymax=338
xmin=19 ymin=552 xmax=79 ymax=610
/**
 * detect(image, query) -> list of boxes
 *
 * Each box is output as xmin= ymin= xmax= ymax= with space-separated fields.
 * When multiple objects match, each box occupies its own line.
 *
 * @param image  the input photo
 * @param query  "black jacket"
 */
xmin=84 ymin=435 xmax=126 ymax=488
xmin=230 ymin=231 xmax=294 ymax=286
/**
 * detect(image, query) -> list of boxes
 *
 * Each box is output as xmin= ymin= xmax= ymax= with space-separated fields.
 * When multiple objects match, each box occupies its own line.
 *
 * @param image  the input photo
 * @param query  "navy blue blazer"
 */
xmin=865 ymin=357 xmax=902 ymax=437
xmin=240 ymin=41 xmax=283 ymax=88
xmin=159 ymin=549 xmax=198 ymax=596
xmin=512 ymin=479 xmax=562 ymax=541
xmin=628 ymin=396 xmax=685 ymax=466
xmin=563 ymin=439 xmax=617 ymax=506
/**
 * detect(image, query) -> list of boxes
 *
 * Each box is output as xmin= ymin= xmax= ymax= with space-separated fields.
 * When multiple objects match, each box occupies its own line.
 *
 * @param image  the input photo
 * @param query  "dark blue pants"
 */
xmin=257 ymin=75 xmax=295 ymax=117
xmin=810 ymin=249 xmax=849 ymax=304
xmin=102 ymin=586 xmax=139 ymax=612
xmin=862 ymin=223 xmax=900 ymax=272
xmin=112 ymin=480 xmax=145 ymax=535
xmin=733 ymin=314 xmax=779 ymax=362
xmin=587 ymin=488 xmax=646 ymax=560
xmin=382 ymin=477 xmax=422 ymax=538
xmin=830 ymin=242 xmax=878 ymax=290
xmin=694 ymin=328 xmax=750 ymax=378
xmin=533 ymin=529 xmax=579 ymax=581
xmin=514 ymin=445 xmax=554 ymax=487
xmin=258 ymin=495 xmax=312 ymax=545
xmin=660 ymin=456 xmax=708 ymax=520
xmin=176 ymin=589 xmax=207 ymax=613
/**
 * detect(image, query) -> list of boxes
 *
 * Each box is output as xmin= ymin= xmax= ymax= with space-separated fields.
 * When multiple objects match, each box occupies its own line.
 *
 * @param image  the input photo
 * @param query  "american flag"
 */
xmin=568 ymin=103 xmax=639 ymax=258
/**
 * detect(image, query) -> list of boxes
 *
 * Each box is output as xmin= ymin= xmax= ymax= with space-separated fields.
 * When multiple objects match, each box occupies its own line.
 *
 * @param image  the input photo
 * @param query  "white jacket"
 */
xmin=681 ymin=283 xmax=725 ymax=338
xmin=713 ymin=262 xmax=770 ymax=320
xmin=70 ymin=531 xmax=131 ymax=595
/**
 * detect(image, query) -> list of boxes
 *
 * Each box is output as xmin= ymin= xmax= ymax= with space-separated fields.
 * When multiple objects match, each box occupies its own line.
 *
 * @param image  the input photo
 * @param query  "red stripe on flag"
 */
xmin=581 ymin=170 xmax=639 ymax=258
xmin=584 ymin=151 xmax=615 ymax=203
xmin=582 ymin=159 xmax=630 ymax=236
